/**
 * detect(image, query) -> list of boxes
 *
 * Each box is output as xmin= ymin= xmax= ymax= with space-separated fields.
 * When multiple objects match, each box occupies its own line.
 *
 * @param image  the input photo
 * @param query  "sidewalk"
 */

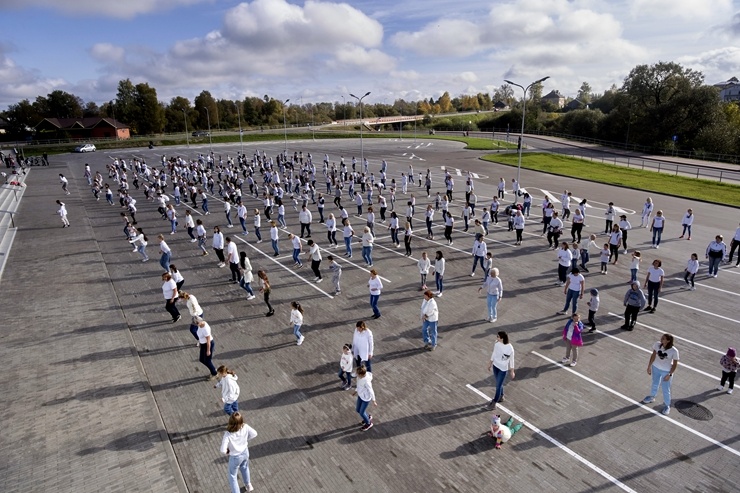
xmin=0 ymin=165 xmax=187 ymax=493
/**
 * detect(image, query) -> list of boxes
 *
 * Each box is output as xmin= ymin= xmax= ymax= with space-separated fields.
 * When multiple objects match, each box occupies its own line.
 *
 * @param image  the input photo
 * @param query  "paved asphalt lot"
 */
xmin=1 ymin=136 xmax=739 ymax=493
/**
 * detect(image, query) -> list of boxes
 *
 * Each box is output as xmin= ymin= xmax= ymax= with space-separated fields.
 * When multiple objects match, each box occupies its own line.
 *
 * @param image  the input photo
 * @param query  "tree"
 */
xmin=493 ymin=84 xmax=514 ymax=106
xmin=577 ymin=82 xmax=592 ymax=104
xmin=530 ymin=82 xmax=543 ymax=103
xmin=2 ymin=99 xmax=40 ymax=134
xmin=193 ymin=90 xmax=217 ymax=130
xmin=114 ymin=79 xmax=138 ymax=126
xmin=164 ymin=96 xmax=192 ymax=133
xmin=133 ymin=83 xmax=164 ymax=134
xmin=33 ymin=90 xmax=83 ymax=118
xmin=437 ymin=91 xmax=453 ymax=113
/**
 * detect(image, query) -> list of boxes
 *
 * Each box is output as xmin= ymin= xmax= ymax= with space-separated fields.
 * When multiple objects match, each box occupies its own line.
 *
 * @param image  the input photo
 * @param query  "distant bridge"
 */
xmin=332 ymin=115 xmax=425 ymax=130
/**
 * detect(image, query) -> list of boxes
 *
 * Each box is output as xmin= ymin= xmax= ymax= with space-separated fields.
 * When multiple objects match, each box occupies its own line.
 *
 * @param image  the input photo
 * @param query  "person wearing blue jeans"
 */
xmin=353 ymin=365 xmax=376 ymax=431
xmin=650 ymin=210 xmax=665 ymax=248
xmin=158 ymin=235 xmax=171 ymax=273
xmin=559 ymin=268 xmax=584 ymax=315
xmin=420 ymin=290 xmax=439 ymax=350
xmin=486 ymin=331 xmax=515 ymax=408
xmin=643 ymin=334 xmax=679 ymax=415
xmin=471 ymin=234 xmax=487 ymax=276
xmin=705 ymin=235 xmax=727 ymax=277
xmin=368 ymin=269 xmax=383 ymax=319
xmin=434 ymin=251 xmax=445 ymax=296
xmin=220 ymin=412 xmax=257 ymax=493
xmin=478 ymin=267 xmax=502 ymax=322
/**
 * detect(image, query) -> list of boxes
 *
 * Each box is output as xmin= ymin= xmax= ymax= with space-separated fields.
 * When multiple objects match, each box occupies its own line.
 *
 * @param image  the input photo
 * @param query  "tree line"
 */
xmin=2 ymin=62 xmax=739 ymax=156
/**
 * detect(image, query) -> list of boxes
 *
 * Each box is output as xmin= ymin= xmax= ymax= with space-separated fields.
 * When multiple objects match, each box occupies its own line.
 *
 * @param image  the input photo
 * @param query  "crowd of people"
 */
xmin=71 ymin=147 xmax=739 ymax=489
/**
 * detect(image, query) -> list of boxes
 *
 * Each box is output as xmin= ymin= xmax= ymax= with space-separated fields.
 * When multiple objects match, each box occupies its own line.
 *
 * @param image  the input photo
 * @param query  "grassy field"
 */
xmin=483 ymin=152 xmax=740 ymax=207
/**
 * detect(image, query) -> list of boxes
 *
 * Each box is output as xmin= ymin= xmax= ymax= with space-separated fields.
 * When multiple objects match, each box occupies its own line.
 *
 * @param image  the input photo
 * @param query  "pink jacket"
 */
xmin=562 ymin=320 xmax=584 ymax=347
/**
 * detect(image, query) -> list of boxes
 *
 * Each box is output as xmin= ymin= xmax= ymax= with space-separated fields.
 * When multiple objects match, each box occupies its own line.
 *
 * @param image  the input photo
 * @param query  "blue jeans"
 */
xmin=707 ymin=256 xmax=721 ymax=275
xmin=356 ymin=397 xmax=371 ymax=425
xmin=338 ymin=369 xmax=352 ymax=387
xmin=523 ymin=202 xmax=531 ymax=216
xmin=223 ymin=400 xmax=239 ymax=415
xmin=239 ymin=217 xmax=247 ymax=233
xmin=137 ymin=244 xmax=148 ymax=260
xmin=580 ymin=249 xmax=590 ymax=269
xmin=227 ymin=451 xmax=251 ymax=493
xmin=487 ymin=294 xmax=499 ymax=320
xmin=472 ymin=255 xmax=484 ymax=274
xmin=344 ymin=237 xmax=352 ymax=256
xmin=435 ymin=272 xmax=443 ymax=293
xmin=647 ymin=280 xmax=660 ymax=307
xmin=681 ymin=224 xmax=691 ymax=237
xmin=199 ymin=340 xmax=217 ymax=375
xmin=278 ymin=214 xmax=286 ymax=228
xmin=254 ymin=227 xmax=261 ymax=241
xmin=160 ymin=252 xmax=171 ymax=272
xmin=370 ymin=294 xmax=380 ymax=317
xmin=292 ymin=248 xmax=302 ymax=265
xmin=293 ymin=324 xmax=303 ymax=341
xmin=492 ymin=365 xmax=508 ymax=403
xmin=422 ymin=320 xmax=438 ymax=346
xmin=271 ymin=239 xmax=279 ymax=255
xmin=563 ymin=289 xmax=580 ymax=314
xmin=239 ymin=279 xmax=254 ymax=296
xmin=648 ymin=365 xmax=673 ymax=406
xmin=355 ymin=355 xmax=373 ymax=373
xmin=630 ymin=268 xmax=638 ymax=283
xmin=170 ymin=219 xmax=177 ymax=233
xmin=362 ymin=246 xmax=373 ymax=265
xmin=652 ymin=227 xmax=663 ymax=246
xmin=202 ymin=198 xmax=209 ymax=213
xmin=225 ymin=211 xmax=232 ymax=226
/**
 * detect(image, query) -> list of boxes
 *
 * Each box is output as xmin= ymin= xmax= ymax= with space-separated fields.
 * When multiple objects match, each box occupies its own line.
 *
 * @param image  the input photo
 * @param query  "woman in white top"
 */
xmin=238 ymin=252 xmax=256 ymax=299
xmin=705 ymin=235 xmax=727 ymax=277
xmin=342 ymin=218 xmax=355 ymax=257
xmin=220 ymin=412 xmax=258 ymax=493
xmin=388 ymin=212 xmax=400 ymax=247
xmin=640 ymin=197 xmax=654 ymax=228
xmin=253 ymin=209 xmax=262 ymax=243
xmin=679 ymin=208 xmax=694 ymax=240
xmin=325 ymin=213 xmax=338 ymax=247
xmin=618 ymin=215 xmax=632 ymax=253
xmin=196 ymin=318 xmax=217 ymax=377
xmin=237 ymin=204 xmax=248 ymax=235
xmin=683 ymin=253 xmax=699 ymax=290
xmin=185 ymin=210 xmax=196 ymax=241
xmin=570 ymin=209 xmax=584 ymax=243
xmin=486 ymin=331 xmax=515 ymax=408
xmin=425 ymin=204 xmax=435 ymax=239
xmin=368 ymin=269 xmax=383 ymax=319
xmin=158 ymin=234 xmax=172 ymax=273
xmin=180 ymin=291 xmax=202 ymax=341
xmin=642 ymin=334 xmax=679 ymax=416
xmin=213 ymin=226 xmax=225 ymax=267
xmin=352 ymin=320 xmax=374 ymax=372
xmin=352 ymin=365 xmax=377 ymax=431
xmin=420 ymin=290 xmax=439 ymax=350
xmin=418 ymin=252 xmax=431 ymax=290
xmin=269 ymin=220 xmax=280 ymax=256
xmin=643 ymin=259 xmax=664 ymax=313
xmin=433 ymin=251 xmax=446 ymax=297
xmin=650 ymin=210 xmax=666 ymax=248
xmin=129 ymin=228 xmax=149 ymax=261
xmin=361 ymin=227 xmax=374 ymax=267
xmin=290 ymin=301 xmax=305 ymax=345
xmin=608 ymin=224 xmax=623 ymax=264
xmin=556 ymin=242 xmax=572 ymax=286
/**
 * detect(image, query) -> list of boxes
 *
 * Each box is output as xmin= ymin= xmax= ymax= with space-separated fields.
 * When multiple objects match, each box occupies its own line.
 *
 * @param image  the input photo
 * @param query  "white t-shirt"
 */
xmin=162 ymin=279 xmax=177 ymax=300
xmin=652 ymin=342 xmax=679 ymax=372
xmin=558 ymin=248 xmax=573 ymax=267
xmin=567 ymin=273 xmax=585 ymax=292
xmin=647 ymin=266 xmax=664 ymax=282
xmin=196 ymin=322 xmax=213 ymax=344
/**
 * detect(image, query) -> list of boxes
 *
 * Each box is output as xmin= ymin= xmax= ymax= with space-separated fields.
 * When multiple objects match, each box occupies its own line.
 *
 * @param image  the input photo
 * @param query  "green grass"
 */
xmin=483 ymin=152 xmax=740 ymax=207
xmin=428 ymin=135 xmax=517 ymax=150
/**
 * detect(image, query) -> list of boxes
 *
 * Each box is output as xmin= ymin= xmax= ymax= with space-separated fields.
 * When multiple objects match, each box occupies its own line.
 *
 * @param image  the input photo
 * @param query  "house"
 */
xmin=34 ymin=117 xmax=130 ymax=140
xmin=565 ymin=99 xmax=587 ymax=111
xmin=542 ymin=90 xmax=566 ymax=108
xmin=0 ymin=116 xmax=8 ymax=134
xmin=713 ymin=77 xmax=740 ymax=102
xmin=493 ymin=100 xmax=510 ymax=111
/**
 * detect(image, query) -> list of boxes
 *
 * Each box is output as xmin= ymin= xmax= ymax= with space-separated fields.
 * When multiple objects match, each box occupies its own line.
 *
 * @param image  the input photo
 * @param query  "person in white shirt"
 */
xmin=352 ymin=365 xmax=377 ymax=431
xmin=158 ymin=234 xmax=172 ymax=273
xmin=618 ymin=215 xmax=632 ymax=254
xmin=497 ymin=177 xmax=505 ymax=198
xmin=705 ymin=235 xmax=727 ymax=277
xmin=604 ymin=202 xmax=615 ymax=234
xmin=184 ymin=210 xmax=196 ymax=241
xmin=420 ymin=290 xmax=439 ymax=350
xmin=679 ymin=208 xmax=694 ymax=240
xmin=432 ymin=251 xmax=446 ymax=297
xmin=471 ymin=234 xmax=487 ymax=276
xmin=556 ymin=242 xmax=572 ymax=286
xmin=226 ymin=237 xmax=240 ymax=282
xmin=180 ymin=291 xmax=203 ymax=341
xmin=220 ymin=412 xmax=257 ymax=493
xmin=642 ymin=334 xmax=679 ymax=415
xmin=237 ymin=203 xmax=249 ymax=235
xmin=161 ymin=272 xmax=181 ymax=323
xmin=485 ymin=331 xmax=516 ymax=408
xmin=59 ymin=173 xmax=70 ymax=195
xmin=290 ymin=301 xmax=305 ymax=345
xmin=478 ymin=267 xmax=503 ymax=322
xmin=253 ymin=210 xmax=262 ymax=243
xmin=212 ymin=226 xmax=225 ymax=267
xmin=650 ymin=210 xmax=666 ymax=248
xmin=299 ymin=205 xmax=312 ymax=238
xmin=269 ymin=221 xmax=280 ymax=256
xmin=307 ymin=240 xmax=322 ymax=282
xmin=338 ymin=344 xmax=354 ymax=390
xmin=559 ymin=267 xmax=585 ymax=315
xmin=214 ymin=366 xmax=240 ymax=415
xmin=640 ymin=197 xmax=654 ymax=228
xmin=368 ymin=269 xmax=383 ymax=319
xmin=417 ymin=251 xmax=431 ymax=290
xmin=56 ymin=200 xmax=70 ymax=227
xmin=683 ymin=253 xmax=700 ymax=290
xmin=513 ymin=210 xmax=525 ymax=245
xmin=352 ymin=320 xmax=374 ymax=372
xmin=547 ymin=212 xmax=563 ymax=248
xmin=224 ymin=201 xmax=233 ymax=228
xmin=643 ymin=259 xmax=664 ymax=313
xmin=289 ymin=233 xmax=303 ymax=268
xmin=361 ymin=227 xmax=374 ymax=267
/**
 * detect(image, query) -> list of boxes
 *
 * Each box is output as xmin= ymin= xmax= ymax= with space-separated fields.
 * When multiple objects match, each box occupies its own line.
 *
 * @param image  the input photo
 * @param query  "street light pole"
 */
xmin=341 ymin=95 xmax=346 ymax=127
xmin=349 ymin=91 xmax=371 ymax=166
xmin=503 ymin=76 xmax=549 ymax=188
xmin=205 ymin=107 xmax=213 ymax=155
xmin=182 ymin=109 xmax=189 ymax=147
xmin=235 ymin=101 xmax=243 ymax=155
xmin=282 ymin=98 xmax=290 ymax=158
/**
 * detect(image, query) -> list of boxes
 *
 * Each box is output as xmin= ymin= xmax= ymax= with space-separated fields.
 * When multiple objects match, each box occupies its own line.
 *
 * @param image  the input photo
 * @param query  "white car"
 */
xmin=74 ymin=144 xmax=96 ymax=153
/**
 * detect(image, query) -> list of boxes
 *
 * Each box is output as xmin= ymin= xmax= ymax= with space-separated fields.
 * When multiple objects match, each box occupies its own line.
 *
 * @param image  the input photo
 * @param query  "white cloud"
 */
xmin=90 ymin=43 xmax=125 ymax=63
xmin=628 ymin=0 xmax=732 ymax=21
xmin=0 ymin=45 xmax=65 ymax=104
xmin=392 ymin=19 xmax=480 ymax=57
xmin=678 ymin=47 xmax=740 ymax=84
xmin=0 ymin=0 xmax=211 ymax=19
xmin=455 ymin=72 xmax=478 ymax=83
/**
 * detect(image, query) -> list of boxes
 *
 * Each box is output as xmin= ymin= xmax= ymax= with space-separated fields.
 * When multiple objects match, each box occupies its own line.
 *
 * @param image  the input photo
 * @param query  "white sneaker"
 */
xmin=689 ymin=286 xmax=696 ymax=291
xmin=247 ymin=295 xmax=256 ymax=300
xmin=247 ymin=483 xmax=254 ymax=492
xmin=190 ymin=239 xmax=197 ymax=243
xmin=297 ymin=335 xmax=305 ymax=345
xmin=470 ymin=273 xmax=475 ymax=277
xmin=436 ymin=292 xmax=443 ymax=297
xmin=623 ymin=249 xmax=628 ymax=254
xmin=728 ymin=389 xmax=734 ymax=394
xmin=491 ymin=317 xmax=497 ymax=323
xmin=717 ymin=385 xmax=725 ymax=391
xmin=561 ymin=358 xmax=570 ymax=364
xmin=569 ymin=361 xmax=577 ymax=367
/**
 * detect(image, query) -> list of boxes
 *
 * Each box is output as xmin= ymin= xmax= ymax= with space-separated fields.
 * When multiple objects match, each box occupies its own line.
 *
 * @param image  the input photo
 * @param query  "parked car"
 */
xmin=192 ymin=131 xmax=210 ymax=137
xmin=74 ymin=143 xmax=96 ymax=153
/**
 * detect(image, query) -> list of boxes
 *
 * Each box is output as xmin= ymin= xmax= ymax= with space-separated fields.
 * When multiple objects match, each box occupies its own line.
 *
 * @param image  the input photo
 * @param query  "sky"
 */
xmin=1 ymin=0 xmax=740 ymax=110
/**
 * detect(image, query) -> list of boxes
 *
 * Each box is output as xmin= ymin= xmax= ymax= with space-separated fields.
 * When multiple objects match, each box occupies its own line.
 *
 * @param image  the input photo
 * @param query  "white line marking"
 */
xmin=657 ymin=298 xmax=740 ymax=324
xmin=531 ymin=351 xmax=740 ymax=459
xmin=465 ymin=384 xmax=639 ymax=493
xmin=718 ymin=266 xmax=740 ymax=275
xmin=591 ymin=330 xmax=719 ymax=380
xmin=671 ymin=278 xmax=740 ymax=297
xmin=606 ymin=312 xmax=724 ymax=355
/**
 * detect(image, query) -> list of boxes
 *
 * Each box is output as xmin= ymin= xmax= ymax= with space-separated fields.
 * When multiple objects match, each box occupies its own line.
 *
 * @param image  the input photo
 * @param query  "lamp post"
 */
xmin=349 ymin=91 xmax=371 ymax=165
xmin=204 ymin=107 xmax=213 ymax=154
xmin=341 ymin=95 xmax=346 ymax=127
xmin=234 ymin=101 xmax=243 ymax=155
xmin=503 ymin=76 xmax=549 ymax=187
xmin=182 ymin=109 xmax=189 ymax=147
xmin=282 ymin=98 xmax=290 ymax=158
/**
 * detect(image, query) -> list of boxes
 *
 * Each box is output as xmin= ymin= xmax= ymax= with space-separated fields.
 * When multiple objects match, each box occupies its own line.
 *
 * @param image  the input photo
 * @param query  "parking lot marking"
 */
xmin=531 ymin=352 xmax=740 ymax=459
xmin=606 ymin=312 xmax=725 ymax=355
xmin=671 ymin=278 xmax=740 ymax=297
xmin=465 ymin=384 xmax=639 ymax=493
xmin=657 ymin=298 xmax=740 ymax=324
